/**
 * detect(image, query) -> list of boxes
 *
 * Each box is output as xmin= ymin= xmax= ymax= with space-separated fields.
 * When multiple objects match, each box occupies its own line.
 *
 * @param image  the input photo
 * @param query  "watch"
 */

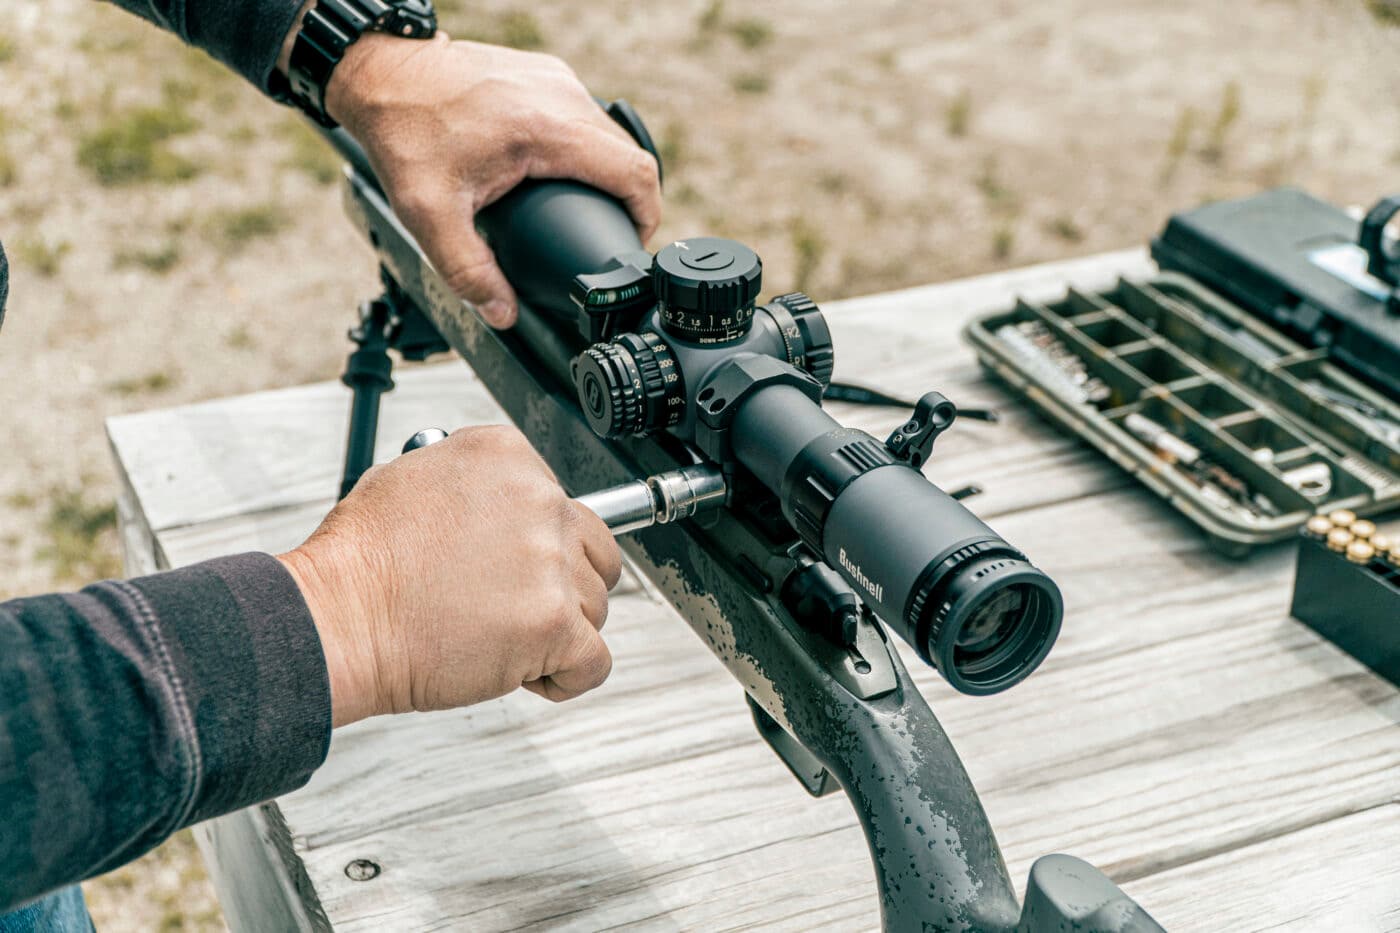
xmin=271 ymin=0 xmax=437 ymax=127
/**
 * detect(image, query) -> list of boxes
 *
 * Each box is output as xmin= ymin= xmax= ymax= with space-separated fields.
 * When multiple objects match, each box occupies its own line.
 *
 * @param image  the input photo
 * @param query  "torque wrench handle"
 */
xmin=401 ymin=429 xmax=728 ymax=535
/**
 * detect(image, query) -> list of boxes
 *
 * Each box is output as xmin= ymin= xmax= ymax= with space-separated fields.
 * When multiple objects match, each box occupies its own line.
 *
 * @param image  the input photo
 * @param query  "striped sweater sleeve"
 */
xmin=0 ymin=552 xmax=332 ymax=910
xmin=103 ymin=0 xmax=304 ymax=91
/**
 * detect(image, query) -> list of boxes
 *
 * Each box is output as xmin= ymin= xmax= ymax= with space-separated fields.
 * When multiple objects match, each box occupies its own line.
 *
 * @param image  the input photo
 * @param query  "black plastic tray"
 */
xmin=965 ymin=273 xmax=1400 ymax=557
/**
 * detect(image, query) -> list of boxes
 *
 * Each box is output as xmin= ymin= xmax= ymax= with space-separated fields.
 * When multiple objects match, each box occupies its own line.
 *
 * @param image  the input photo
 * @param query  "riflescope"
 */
xmin=474 ymin=186 xmax=1062 ymax=694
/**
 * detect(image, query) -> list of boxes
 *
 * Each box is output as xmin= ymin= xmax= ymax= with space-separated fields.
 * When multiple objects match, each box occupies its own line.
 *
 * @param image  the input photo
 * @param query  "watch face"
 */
xmin=381 ymin=0 xmax=436 ymax=38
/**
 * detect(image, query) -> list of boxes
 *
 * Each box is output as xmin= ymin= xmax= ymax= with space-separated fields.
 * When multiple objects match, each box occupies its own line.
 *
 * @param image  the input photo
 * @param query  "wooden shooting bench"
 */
xmin=108 ymin=250 xmax=1400 ymax=932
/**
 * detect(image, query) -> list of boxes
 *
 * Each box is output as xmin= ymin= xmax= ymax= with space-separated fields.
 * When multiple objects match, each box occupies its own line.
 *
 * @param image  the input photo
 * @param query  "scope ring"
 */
xmin=692 ymin=355 xmax=823 ymax=466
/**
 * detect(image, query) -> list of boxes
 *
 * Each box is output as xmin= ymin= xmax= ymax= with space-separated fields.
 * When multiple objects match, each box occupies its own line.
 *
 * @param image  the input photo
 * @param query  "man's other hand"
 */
xmin=323 ymin=34 xmax=662 ymax=329
xmin=278 ymin=426 xmax=623 ymax=727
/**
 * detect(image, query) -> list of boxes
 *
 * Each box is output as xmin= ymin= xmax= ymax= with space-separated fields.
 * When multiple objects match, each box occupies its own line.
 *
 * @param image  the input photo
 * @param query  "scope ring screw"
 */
xmin=345 ymin=858 xmax=381 ymax=881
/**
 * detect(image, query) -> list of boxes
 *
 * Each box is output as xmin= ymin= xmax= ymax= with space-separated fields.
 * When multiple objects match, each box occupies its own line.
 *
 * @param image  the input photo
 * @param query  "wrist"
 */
xmin=324 ymin=31 xmax=446 ymax=129
xmin=278 ymin=543 xmax=384 ymax=727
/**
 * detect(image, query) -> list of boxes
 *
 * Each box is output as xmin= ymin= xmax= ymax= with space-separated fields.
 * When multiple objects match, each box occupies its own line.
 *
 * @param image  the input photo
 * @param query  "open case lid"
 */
xmin=1150 ymin=187 xmax=1400 ymax=402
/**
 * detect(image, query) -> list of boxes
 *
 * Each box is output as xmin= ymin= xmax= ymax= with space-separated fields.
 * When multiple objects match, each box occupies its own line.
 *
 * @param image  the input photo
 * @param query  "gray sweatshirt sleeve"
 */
xmin=0 ymin=552 xmax=333 ymax=911
xmin=104 ymin=0 xmax=304 ymax=91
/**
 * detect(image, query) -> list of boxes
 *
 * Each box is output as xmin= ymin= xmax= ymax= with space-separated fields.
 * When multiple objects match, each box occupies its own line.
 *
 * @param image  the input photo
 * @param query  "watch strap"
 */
xmin=271 ymin=0 xmax=436 ymax=127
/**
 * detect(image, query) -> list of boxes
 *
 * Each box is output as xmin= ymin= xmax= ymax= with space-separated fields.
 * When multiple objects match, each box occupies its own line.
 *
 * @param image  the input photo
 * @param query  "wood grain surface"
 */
xmin=107 ymin=250 xmax=1400 ymax=932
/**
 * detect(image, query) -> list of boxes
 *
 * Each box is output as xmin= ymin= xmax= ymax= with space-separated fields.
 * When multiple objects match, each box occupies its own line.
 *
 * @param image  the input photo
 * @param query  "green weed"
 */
xmin=499 ymin=11 xmax=546 ymax=50
xmin=732 ymin=72 xmax=770 ymax=94
xmin=790 ymin=217 xmax=825 ymax=292
xmin=114 ymin=241 xmax=182 ymax=274
xmin=658 ymin=123 xmax=687 ymax=172
xmin=204 ymin=204 xmax=291 ymax=251
xmin=1200 ymin=81 xmax=1241 ymax=164
xmin=107 ymin=371 xmax=176 ymax=395
xmin=698 ymin=0 xmax=725 ymax=33
xmin=671 ymin=182 xmax=702 ymax=206
xmin=37 ymin=486 xmax=120 ymax=583
xmin=15 ymin=236 xmax=72 ymax=277
xmin=5 ymin=491 xmax=35 ymax=509
xmin=225 ymin=324 xmax=255 ymax=349
xmin=452 ymin=9 xmax=546 ymax=49
xmin=1367 ymin=0 xmax=1400 ymax=25
xmin=279 ymin=119 xmax=340 ymax=185
xmin=975 ymin=158 xmax=1019 ymax=213
xmin=945 ymin=90 xmax=972 ymax=138
xmin=0 ymin=109 xmax=13 ymax=186
xmin=1161 ymin=105 xmax=1197 ymax=180
xmin=992 ymin=225 xmax=1016 ymax=260
xmin=1044 ymin=214 xmax=1084 ymax=243
xmin=76 ymin=105 xmax=200 ymax=186
xmin=729 ymin=18 xmax=773 ymax=49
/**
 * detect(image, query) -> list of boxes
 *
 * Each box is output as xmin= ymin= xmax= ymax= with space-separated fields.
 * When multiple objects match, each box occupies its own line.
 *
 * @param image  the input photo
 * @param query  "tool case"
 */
xmin=1151 ymin=188 xmax=1400 ymax=400
xmin=964 ymin=192 xmax=1400 ymax=556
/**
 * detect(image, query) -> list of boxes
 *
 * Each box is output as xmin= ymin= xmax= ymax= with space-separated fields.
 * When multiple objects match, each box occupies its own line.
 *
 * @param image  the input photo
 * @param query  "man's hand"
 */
xmin=278 ymin=426 xmax=622 ymax=727
xmin=321 ymin=33 xmax=662 ymax=329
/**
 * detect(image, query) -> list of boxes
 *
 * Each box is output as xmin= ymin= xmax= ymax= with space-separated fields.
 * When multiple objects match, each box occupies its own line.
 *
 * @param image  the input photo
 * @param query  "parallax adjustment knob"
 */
xmin=572 ymin=333 xmax=684 ymax=439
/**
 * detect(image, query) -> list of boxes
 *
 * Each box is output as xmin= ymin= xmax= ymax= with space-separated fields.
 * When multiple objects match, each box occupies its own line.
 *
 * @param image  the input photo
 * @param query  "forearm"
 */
xmin=103 ymin=0 xmax=305 ymax=90
xmin=0 ymin=553 xmax=331 ymax=911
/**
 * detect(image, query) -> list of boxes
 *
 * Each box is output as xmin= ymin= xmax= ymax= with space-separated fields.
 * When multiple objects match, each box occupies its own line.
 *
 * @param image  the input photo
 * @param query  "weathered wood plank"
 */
xmin=1125 ymin=804 xmax=1400 ymax=931
xmin=105 ymin=361 xmax=493 ymax=534
xmin=190 ymin=806 xmax=329 ymax=933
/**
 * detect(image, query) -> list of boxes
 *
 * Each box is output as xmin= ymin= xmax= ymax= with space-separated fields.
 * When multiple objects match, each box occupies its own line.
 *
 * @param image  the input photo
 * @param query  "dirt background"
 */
xmin=0 ymin=0 xmax=1397 ymax=928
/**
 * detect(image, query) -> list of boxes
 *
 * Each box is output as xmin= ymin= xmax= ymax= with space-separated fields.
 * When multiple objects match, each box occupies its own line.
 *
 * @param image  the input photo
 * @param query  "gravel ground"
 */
xmin=1 ymin=0 xmax=1396 ymax=929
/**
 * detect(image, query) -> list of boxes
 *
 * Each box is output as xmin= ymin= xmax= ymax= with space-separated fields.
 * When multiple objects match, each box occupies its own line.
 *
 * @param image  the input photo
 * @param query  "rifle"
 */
xmin=318 ymin=103 xmax=1164 ymax=932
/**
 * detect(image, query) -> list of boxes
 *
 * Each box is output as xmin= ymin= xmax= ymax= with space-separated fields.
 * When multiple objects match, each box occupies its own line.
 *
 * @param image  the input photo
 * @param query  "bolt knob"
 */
xmin=402 ymin=428 xmax=449 ymax=453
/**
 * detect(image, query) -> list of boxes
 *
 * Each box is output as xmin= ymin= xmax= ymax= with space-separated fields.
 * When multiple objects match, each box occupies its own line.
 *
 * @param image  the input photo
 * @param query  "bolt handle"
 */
xmin=402 ymin=428 xmax=450 ymax=454
xmin=399 ymin=429 xmax=726 ymax=535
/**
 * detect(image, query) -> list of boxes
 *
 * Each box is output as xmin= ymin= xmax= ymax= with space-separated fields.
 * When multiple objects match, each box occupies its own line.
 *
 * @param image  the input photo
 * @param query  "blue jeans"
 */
xmin=0 ymin=888 xmax=93 ymax=933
